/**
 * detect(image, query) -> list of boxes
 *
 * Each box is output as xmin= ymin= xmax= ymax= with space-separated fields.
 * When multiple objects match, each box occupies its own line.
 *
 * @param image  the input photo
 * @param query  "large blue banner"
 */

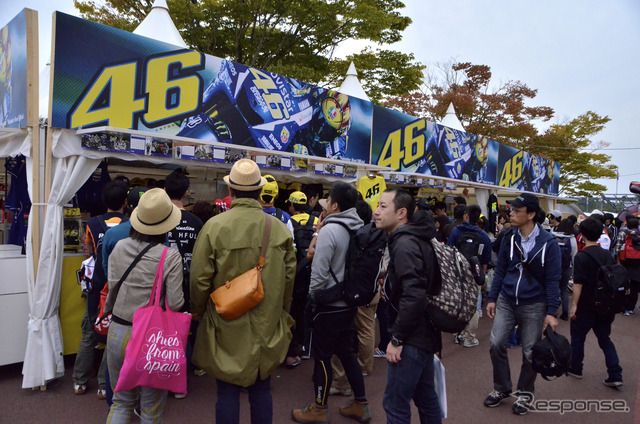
xmin=0 ymin=9 xmax=28 ymax=128
xmin=51 ymin=12 xmax=371 ymax=163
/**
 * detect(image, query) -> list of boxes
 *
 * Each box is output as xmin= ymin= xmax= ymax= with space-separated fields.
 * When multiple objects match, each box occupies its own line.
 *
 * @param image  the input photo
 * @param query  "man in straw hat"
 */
xmin=190 ymin=159 xmax=296 ymax=424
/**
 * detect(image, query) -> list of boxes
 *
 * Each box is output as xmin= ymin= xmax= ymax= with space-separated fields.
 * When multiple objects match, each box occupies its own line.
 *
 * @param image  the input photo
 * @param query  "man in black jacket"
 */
xmin=374 ymin=187 xmax=442 ymax=424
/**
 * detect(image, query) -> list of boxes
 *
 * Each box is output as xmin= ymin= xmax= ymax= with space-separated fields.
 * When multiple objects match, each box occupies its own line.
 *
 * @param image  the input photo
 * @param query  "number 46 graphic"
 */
xmin=68 ymin=50 xmax=205 ymax=129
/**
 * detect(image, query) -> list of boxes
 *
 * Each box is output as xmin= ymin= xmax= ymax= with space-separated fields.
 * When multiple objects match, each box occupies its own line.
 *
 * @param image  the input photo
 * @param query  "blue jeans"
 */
xmin=106 ymin=322 xmax=167 ymax=424
xmin=570 ymin=311 xmax=622 ymax=380
xmin=383 ymin=344 xmax=441 ymax=424
xmin=216 ymin=376 xmax=272 ymax=424
xmin=489 ymin=294 xmax=545 ymax=394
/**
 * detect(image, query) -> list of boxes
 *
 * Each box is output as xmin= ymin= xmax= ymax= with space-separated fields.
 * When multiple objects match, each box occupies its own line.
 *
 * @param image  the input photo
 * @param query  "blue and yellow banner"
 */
xmin=0 ymin=9 xmax=29 ymax=128
xmin=51 ymin=12 xmax=371 ymax=163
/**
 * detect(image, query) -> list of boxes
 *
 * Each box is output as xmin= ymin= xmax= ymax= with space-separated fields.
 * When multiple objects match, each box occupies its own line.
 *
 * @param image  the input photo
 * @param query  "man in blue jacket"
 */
xmin=484 ymin=193 xmax=561 ymax=416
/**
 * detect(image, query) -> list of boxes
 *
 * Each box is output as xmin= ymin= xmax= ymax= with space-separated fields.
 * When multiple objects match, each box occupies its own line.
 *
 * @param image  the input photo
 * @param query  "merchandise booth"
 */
xmin=2 ymin=2 xmax=564 ymax=390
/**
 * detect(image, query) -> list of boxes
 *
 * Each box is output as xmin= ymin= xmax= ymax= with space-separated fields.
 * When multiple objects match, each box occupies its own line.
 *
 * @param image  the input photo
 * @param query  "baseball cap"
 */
xmin=590 ymin=209 xmax=604 ymax=217
xmin=287 ymin=191 xmax=307 ymax=205
xmin=416 ymin=198 xmax=431 ymax=211
xmin=507 ymin=193 xmax=539 ymax=212
xmin=260 ymin=174 xmax=279 ymax=204
xmin=127 ymin=186 xmax=150 ymax=210
xmin=548 ymin=210 xmax=562 ymax=219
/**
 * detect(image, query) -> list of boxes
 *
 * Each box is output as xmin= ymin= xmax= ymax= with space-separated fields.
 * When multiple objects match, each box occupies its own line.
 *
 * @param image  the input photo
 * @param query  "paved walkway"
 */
xmin=1 ymin=309 xmax=638 ymax=423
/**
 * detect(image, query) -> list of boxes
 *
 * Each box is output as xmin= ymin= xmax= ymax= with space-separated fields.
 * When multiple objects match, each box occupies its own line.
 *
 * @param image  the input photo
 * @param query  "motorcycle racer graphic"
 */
xmin=417 ymin=125 xmax=485 ymax=181
xmin=176 ymin=60 xmax=351 ymax=159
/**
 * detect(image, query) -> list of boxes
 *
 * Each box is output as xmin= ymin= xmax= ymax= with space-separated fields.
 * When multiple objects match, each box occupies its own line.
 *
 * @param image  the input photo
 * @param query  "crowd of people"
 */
xmin=70 ymin=158 xmax=636 ymax=423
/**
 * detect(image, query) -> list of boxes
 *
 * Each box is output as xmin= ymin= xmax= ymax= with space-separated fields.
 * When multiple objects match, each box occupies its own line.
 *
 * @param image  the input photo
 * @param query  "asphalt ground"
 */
xmin=1 ymin=307 xmax=638 ymax=424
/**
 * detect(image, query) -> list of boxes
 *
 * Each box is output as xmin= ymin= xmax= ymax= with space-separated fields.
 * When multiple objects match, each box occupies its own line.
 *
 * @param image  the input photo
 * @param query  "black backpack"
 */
xmin=292 ymin=216 xmax=316 ymax=263
xmin=532 ymin=326 xmax=571 ymax=380
xmin=455 ymin=229 xmax=485 ymax=286
xmin=584 ymin=250 xmax=630 ymax=316
xmin=311 ymin=222 xmax=387 ymax=307
xmin=553 ymin=234 xmax=573 ymax=269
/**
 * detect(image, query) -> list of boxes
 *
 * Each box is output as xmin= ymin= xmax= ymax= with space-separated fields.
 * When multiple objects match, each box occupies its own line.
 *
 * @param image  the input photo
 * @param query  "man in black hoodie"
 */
xmin=374 ymin=187 xmax=442 ymax=424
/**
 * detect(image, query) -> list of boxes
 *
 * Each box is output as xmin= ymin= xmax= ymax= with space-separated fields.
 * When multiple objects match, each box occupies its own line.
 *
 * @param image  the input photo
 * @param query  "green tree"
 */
xmin=384 ymin=60 xmax=617 ymax=197
xmin=527 ymin=112 xmax=617 ymax=197
xmin=73 ymin=0 xmax=424 ymax=103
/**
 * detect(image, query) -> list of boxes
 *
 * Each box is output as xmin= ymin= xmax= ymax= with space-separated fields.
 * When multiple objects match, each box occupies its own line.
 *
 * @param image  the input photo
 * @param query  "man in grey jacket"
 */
xmin=292 ymin=182 xmax=371 ymax=424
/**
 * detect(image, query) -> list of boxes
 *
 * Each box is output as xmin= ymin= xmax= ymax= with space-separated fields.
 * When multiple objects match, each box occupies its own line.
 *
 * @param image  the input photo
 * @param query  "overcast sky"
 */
xmin=2 ymin=0 xmax=639 ymax=196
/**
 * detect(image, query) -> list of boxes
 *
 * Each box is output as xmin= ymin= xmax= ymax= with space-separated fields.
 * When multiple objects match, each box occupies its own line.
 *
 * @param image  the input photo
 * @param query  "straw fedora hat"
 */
xmin=223 ymin=159 xmax=267 ymax=191
xmin=130 ymin=188 xmax=182 ymax=235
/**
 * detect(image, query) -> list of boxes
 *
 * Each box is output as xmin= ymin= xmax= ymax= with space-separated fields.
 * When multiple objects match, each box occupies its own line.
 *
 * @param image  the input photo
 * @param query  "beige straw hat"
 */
xmin=130 ymin=188 xmax=182 ymax=235
xmin=223 ymin=159 xmax=267 ymax=191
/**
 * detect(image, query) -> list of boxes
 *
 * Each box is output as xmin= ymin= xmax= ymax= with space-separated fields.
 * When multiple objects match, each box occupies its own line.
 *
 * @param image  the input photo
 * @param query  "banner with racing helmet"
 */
xmin=371 ymin=105 xmax=499 ymax=185
xmin=50 ymin=12 xmax=372 ymax=163
xmin=0 ymin=9 xmax=31 ymax=129
xmin=371 ymin=105 xmax=561 ymax=195
xmin=494 ymin=143 xmax=560 ymax=195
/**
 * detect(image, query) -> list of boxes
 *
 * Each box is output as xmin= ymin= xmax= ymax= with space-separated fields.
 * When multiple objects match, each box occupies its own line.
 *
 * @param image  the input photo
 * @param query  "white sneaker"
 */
xmin=463 ymin=338 xmax=480 ymax=348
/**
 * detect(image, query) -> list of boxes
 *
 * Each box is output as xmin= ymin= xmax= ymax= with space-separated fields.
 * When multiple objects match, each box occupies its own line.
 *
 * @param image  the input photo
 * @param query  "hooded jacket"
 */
xmin=386 ymin=210 xmax=441 ymax=354
xmin=488 ymin=223 xmax=561 ymax=316
xmin=310 ymin=207 xmax=363 ymax=307
xmin=190 ymin=198 xmax=296 ymax=386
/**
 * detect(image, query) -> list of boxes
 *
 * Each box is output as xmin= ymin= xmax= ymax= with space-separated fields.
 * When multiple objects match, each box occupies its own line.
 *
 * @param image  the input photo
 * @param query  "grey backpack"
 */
xmin=426 ymin=239 xmax=479 ymax=333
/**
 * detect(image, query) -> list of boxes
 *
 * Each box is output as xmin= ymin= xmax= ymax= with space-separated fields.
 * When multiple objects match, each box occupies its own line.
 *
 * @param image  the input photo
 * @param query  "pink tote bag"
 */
xmin=115 ymin=247 xmax=192 ymax=394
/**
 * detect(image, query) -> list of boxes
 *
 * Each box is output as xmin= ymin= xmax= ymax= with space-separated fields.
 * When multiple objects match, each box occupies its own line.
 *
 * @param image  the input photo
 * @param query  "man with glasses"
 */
xmin=484 ymin=193 xmax=561 ymax=416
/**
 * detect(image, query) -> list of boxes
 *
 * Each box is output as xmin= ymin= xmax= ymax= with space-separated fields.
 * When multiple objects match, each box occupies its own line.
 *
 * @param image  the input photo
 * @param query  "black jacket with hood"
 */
xmin=386 ymin=210 xmax=441 ymax=354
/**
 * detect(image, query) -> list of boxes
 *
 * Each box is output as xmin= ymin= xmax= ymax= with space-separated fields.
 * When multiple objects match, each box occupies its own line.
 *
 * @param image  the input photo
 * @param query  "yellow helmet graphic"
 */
xmin=321 ymin=90 xmax=351 ymax=136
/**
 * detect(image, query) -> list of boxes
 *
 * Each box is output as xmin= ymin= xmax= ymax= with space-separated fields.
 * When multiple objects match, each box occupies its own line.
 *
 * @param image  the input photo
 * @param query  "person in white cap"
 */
xmin=190 ymin=159 xmax=296 ymax=424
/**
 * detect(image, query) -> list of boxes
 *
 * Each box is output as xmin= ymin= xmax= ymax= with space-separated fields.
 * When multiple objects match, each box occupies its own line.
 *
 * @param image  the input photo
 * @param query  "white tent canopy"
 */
xmin=133 ymin=0 xmax=188 ymax=48
xmin=439 ymin=102 xmax=465 ymax=132
xmin=338 ymin=62 xmax=370 ymax=101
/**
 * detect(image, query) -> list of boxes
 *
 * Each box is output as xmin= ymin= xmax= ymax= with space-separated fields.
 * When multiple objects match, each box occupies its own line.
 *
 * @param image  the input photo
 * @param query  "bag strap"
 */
xmin=102 ymin=242 xmax=155 ymax=316
xmin=149 ymin=247 xmax=170 ymax=308
xmin=257 ymin=216 xmax=273 ymax=270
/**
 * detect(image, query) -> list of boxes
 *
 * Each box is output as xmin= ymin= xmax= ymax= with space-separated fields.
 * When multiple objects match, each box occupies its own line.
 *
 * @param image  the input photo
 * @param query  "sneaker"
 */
xmin=194 ymin=368 xmax=206 ymax=376
xmin=362 ymin=371 xmax=369 ymax=377
xmin=602 ymin=377 xmax=623 ymax=387
xmin=301 ymin=347 xmax=311 ymax=360
xmin=340 ymin=399 xmax=372 ymax=423
xmin=173 ymin=392 xmax=186 ymax=399
xmin=463 ymin=338 xmax=480 ymax=348
xmin=483 ymin=390 xmax=511 ymax=407
xmin=453 ymin=334 xmax=463 ymax=345
xmin=629 ymin=309 xmax=636 ymax=314
xmin=96 ymin=389 xmax=106 ymax=400
xmin=329 ymin=386 xmax=353 ymax=396
xmin=623 ymin=311 xmax=631 ymax=316
xmin=291 ymin=403 xmax=329 ymax=424
xmin=73 ymin=384 xmax=87 ymax=395
xmin=567 ymin=371 xmax=583 ymax=379
xmin=512 ymin=397 xmax=532 ymax=415
xmin=373 ymin=348 xmax=386 ymax=358
xmin=285 ymin=355 xmax=302 ymax=368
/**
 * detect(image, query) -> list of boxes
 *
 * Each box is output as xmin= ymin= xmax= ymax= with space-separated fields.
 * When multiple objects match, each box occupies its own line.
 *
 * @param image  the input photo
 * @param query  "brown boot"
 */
xmin=340 ymin=399 xmax=371 ymax=423
xmin=291 ymin=403 xmax=329 ymax=424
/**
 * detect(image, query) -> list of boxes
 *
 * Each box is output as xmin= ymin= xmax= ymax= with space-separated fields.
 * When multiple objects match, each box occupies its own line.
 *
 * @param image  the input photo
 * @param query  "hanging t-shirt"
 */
xmin=75 ymin=161 xmax=111 ymax=216
xmin=5 ymin=155 xmax=31 ymax=247
xmin=358 ymin=175 xmax=386 ymax=211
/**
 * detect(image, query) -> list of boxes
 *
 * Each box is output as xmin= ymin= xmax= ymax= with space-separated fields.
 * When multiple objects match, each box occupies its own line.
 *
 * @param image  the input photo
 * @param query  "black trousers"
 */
xmin=310 ymin=306 xmax=365 ymax=406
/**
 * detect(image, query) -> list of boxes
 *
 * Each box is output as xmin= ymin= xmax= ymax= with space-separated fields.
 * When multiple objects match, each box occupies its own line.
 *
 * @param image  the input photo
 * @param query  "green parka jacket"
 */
xmin=190 ymin=198 xmax=296 ymax=386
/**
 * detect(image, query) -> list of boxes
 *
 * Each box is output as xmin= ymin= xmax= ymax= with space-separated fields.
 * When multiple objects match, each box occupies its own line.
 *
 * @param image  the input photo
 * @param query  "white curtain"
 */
xmin=21 ymin=132 xmax=100 ymax=388
xmin=475 ymin=188 xmax=490 ymax=218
